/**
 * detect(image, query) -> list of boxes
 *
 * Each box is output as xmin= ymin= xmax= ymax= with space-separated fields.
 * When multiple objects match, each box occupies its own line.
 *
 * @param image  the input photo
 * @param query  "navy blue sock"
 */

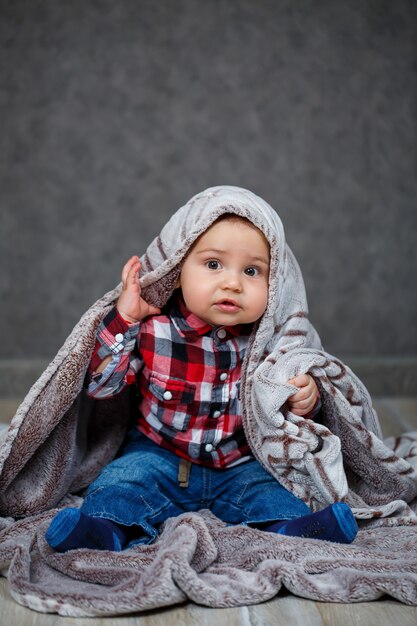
xmin=45 ymin=508 xmax=128 ymax=552
xmin=264 ymin=503 xmax=358 ymax=544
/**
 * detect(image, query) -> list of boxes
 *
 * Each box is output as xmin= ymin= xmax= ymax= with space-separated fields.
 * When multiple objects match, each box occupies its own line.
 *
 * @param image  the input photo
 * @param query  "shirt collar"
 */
xmin=170 ymin=293 xmax=252 ymax=339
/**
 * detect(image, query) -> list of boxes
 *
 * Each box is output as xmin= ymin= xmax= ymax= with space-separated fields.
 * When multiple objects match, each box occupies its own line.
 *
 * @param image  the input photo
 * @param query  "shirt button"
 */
xmin=217 ymin=328 xmax=227 ymax=339
xmin=219 ymin=372 xmax=228 ymax=381
xmin=115 ymin=333 xmax=124 ymax=343
xmin=163 ymin=391 xmax=173 ymax=401
xmin=205 ymin=443 xmax=214 ymax=452
xmin=212 ymin=410 xmax=221 ymax=418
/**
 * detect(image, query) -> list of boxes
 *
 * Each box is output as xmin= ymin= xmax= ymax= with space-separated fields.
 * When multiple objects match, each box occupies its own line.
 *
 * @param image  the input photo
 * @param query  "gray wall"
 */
xmin=1 ymin=1 xmax=416 ymax=372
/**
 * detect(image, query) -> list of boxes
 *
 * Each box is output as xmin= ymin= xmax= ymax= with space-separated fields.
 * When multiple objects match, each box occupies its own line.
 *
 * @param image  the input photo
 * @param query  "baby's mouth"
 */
xmin=215 ymin=300 xmax=241 ymax=313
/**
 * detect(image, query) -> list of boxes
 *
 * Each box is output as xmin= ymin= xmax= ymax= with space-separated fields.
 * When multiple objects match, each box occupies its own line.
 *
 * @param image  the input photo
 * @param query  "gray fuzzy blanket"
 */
xmin=1 ymin=186 xmax=417 ymax=616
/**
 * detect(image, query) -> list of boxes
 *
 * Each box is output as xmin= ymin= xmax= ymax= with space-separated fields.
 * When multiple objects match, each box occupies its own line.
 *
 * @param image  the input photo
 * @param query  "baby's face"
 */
xmin=177 ymin=217 xmax=270 ymax=327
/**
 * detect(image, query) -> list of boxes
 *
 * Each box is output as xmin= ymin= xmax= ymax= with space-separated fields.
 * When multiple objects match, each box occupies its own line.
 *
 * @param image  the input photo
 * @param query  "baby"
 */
xmin=46 ymin=211 xmax=357 ymax=551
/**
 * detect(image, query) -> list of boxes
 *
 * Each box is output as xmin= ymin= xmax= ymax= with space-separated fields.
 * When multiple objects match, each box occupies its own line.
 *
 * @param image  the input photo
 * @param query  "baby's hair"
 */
xmin=212 ymin=212 xmax=258 ymax=230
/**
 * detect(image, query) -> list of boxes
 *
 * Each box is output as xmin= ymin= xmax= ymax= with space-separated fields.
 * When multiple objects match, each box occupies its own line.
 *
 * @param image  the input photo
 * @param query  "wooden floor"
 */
xmin=1 ymin=396 xmax=416 ymax=626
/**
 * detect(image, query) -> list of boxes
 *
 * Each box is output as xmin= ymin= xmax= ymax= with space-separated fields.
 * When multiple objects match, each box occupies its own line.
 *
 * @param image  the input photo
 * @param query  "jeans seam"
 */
xmin=141 ymin=494 xmax=174 ymax=517
xmin=236 ymin=482 xmax=248 ymax=505
xmin=201 ymin=467 xmax=211 ymax=504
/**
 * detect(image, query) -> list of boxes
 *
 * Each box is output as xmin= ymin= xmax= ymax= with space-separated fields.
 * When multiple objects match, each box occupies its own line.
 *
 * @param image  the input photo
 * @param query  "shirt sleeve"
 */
xmin=86 ymin=306 xmax=142 ymax=399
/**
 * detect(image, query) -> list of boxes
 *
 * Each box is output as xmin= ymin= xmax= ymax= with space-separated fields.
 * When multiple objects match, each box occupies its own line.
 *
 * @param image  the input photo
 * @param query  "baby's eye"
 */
xmin=206 ymin=259 xmax=221 ymax=270
xmin=244 ymin=266 xmax=259 ymax=277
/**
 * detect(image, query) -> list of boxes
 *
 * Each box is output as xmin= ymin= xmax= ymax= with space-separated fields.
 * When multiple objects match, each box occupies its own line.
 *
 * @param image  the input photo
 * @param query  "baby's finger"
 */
xmin=147 ymin=304 xmax=162 ymax=316
xmin=290 ymin=382 xmax=315 ymax=402
xmin=126 ymin=261 xmax=141 ymax=287
xmin=288 ymin=374 xmax=310 ymax=388
xmin=291 ymin=407 xmax=314 ymax=417
xmin=290 ymin=395 xmax=315 ymax=410
xmin=289 ymin=394 xmax=318 ymax=416
xmin=121 ymin=256 xmax=140 ymax=284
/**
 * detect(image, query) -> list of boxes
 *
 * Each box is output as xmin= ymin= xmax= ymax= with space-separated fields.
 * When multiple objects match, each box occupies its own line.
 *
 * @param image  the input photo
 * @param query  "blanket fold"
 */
xmin=1 ymin=186 xmax=416 ymax=614
xmin=2 ymin=508 xmax=417 ymax=616
xmin=250 ymin=349 xmax=417 ymax=518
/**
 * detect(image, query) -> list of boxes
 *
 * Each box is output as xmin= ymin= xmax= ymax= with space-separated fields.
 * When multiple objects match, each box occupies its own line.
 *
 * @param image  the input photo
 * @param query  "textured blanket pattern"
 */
xmin=1 ymin=186 xmax=417 ymax=614
xmin=2 ymin=504 xmax=417 ymax=616
xmin=252 ymin=350 xmax=417 ymax=522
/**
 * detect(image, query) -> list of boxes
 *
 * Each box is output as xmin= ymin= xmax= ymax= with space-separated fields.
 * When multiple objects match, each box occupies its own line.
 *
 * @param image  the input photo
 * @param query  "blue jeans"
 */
xmin=82 ymin=429 xmax=310 ymax=544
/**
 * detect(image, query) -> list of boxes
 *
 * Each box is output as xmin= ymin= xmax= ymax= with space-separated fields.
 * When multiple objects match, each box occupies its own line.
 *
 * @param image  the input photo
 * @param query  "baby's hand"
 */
xmin=116 ymin=256 xmax=161 ymax=323
xmin=287 ymin=374 xmax=319 ymax=417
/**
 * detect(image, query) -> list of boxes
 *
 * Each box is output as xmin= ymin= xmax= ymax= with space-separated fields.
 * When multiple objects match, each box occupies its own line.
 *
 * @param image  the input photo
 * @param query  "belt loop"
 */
xmin=178 ymin=458 xmax=191 ymax=488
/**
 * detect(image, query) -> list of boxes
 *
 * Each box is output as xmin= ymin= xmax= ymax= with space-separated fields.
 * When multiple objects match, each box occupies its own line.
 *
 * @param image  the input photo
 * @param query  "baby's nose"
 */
xmin=221 ymin=271 xmax=242 ymax=290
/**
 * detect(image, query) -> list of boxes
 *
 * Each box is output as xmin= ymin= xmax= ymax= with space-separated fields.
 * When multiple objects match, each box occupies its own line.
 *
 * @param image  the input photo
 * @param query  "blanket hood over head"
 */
xmin=139 ymin=185 xmax=322 ymax=376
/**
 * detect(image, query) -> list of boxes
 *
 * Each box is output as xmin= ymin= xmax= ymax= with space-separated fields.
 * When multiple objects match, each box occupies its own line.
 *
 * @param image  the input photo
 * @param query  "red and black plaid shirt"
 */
xmin=87 ymin=296 xmax=254 ymax=468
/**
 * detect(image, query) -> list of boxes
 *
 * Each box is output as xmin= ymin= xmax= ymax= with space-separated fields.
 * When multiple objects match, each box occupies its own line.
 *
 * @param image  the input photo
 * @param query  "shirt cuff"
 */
xmin=97 ymin=306 xmax=140 ymax=359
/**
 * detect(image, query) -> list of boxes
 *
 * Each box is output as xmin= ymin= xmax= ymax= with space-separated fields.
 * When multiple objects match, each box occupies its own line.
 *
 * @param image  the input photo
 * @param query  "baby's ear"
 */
xmin=173 ymin=262 xmax=184 ymax=289
xmin=174 ymin=270 xmax=182 ymax=289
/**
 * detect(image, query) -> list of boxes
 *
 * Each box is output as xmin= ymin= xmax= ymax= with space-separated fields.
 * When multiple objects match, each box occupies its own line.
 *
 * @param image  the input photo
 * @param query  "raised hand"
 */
xmin=116 ymin=256 xmax=161 ymax=323
xmin=287 ymin=374 xmax=319 ymax=417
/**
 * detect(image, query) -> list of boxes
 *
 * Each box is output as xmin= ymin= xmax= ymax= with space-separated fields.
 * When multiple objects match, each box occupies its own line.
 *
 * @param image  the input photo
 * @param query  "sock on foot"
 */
xmin=45 ymin=508 xmax=128 ymax=552
xmin=264 ymin=502 xmax=358 ymax=544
